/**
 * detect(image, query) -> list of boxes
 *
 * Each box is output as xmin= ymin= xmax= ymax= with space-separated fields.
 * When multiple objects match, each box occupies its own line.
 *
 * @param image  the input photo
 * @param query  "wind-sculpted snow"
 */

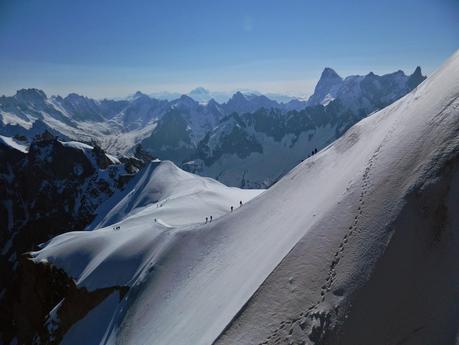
xmin=32 ymin=51 xmax=458 ymax=345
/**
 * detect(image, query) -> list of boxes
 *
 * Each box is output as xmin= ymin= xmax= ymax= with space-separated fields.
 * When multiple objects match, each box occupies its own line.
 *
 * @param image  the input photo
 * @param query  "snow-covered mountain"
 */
xmin=307 ymin=66 xmax=426 ymax=112
xmin=182 ymin=66 xmax=426 ymax=187
xmin=307 ymin=67 xmax=344 ymax=106
xmin=222 ymin=91 xmax=282 ymax=114
xmin=150 ymin=88 xmax=299 ymax=104
xmin=13 ymin=50 xmax=459 ymax=345
xmin=0 ymin=88 xmax=288 ymax=156
xmin=0 ymin=66 xmax=426 ymax=188
xmin=139 ymin=68 xmax=426 ymax=188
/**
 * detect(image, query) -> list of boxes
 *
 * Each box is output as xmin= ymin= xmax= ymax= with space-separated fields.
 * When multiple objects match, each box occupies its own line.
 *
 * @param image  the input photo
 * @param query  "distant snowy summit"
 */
xmin=148 ymin=87 xmax=299 ymax=104
xmin=307 ymin=66 xmax=426 ymax=110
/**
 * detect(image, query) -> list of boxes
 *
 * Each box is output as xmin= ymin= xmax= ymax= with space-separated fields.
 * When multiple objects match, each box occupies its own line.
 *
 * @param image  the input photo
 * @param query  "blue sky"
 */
xmin=0 ymin=0 xmax=458 ymax=98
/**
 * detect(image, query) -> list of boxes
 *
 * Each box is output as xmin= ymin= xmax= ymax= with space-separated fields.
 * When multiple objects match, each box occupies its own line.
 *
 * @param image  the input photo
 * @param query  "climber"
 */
xmin=205 ymin=217 xmax=208 ymax=224
xmin=210 ymin=216 xmax=213 ymax=222
xmin=239 ymin=200 xmax=243 ymax=207
xmin=231 ymin=206 xmax=234 ymax=212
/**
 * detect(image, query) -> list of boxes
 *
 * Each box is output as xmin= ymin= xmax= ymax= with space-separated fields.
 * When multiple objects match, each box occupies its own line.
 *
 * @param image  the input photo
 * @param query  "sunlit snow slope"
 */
xmin=90 ymin=160 xmax=262 ymax=229
xmin=33 ymin=160 xmax=263 ymax=291
xmin=33 ymin=50 xmax=459 ymax=345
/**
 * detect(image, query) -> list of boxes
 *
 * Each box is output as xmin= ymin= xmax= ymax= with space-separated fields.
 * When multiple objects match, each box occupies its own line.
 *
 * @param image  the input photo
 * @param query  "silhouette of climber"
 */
xmin=239 ymin=200 xmax=243 ymax=207
xmin=314 ymin=148 xmax=318 ymax=154
xmin=205 ymin=217 xmax=208 ymax=224
xmin=210 ymin=216 xmax=213 ymax=222
xmin=231 ymin=206 xmax=233 ymax=212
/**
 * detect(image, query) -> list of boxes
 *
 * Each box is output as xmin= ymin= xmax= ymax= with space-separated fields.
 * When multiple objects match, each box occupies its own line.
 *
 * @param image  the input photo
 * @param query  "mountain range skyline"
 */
xmin=0 ymin=65 xmax=425 ymax=103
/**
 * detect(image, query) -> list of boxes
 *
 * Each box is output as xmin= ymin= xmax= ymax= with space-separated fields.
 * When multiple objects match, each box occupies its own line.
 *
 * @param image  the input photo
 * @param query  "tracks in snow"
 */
xmin=260 ymin=129 xmax=395 ymax=345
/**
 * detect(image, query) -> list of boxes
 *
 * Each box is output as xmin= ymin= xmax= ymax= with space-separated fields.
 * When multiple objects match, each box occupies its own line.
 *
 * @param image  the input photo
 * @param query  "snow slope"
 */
xmin=32 ymin=50 xmax=459 ymax=345
xmin=91 ymin=160 xmax=263 ymax=229
xmin=215 ymin=51 xmax=459 ymax=345
xmin=32 ymin=161 xmax=263 ymax=291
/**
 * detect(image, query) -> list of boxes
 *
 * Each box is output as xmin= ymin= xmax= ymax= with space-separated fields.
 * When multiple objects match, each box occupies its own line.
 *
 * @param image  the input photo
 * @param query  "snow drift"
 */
xmin=32 ymin=50 xmax=459 ymax=345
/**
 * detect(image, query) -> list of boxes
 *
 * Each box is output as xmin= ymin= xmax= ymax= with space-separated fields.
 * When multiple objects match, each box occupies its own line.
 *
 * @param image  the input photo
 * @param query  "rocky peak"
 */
xmin=407 ymin=66 xmax=426 ymax=89
xmin=173 ymin=95 xmax=197 ymax=109
xmin=134 ymin=144 xmax=156 ymax=162
xmin=320 ymin=67 xmax=342 ymax=81
xmin=15 ymin=88 xmax=47 ymax=104
xmin=133 ymin=91 xmax=149 ymax=99
xmin=230 ymin=91 xmax=247 ymax=102
xmin=32 ymin=130 xmax=55 ymax=143
xmin=64 ymin=93 xmax=90 ymax=103
xmin=307 ymin=68 xmax=343 ymax=106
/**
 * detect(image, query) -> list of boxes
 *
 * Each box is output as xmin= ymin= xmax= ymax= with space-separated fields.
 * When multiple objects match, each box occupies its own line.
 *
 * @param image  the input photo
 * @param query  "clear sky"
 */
xmin=0 ymin=0 xmax=458 ymax=98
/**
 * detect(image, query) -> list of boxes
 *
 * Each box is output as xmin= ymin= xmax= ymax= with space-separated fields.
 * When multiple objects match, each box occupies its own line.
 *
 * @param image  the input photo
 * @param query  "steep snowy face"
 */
xmin=30 ymin=51 xmax=458 ymax=345
xmin=214 ymin=51 xmax=459 ymax=345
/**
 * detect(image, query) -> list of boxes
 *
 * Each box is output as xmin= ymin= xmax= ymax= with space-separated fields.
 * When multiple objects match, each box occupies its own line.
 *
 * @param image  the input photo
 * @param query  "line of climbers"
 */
xmin=150 ymin=200 xmax=247 ymax=226
xmin=301 ymin=147 xmax=318 ymax=162
xmin=205 ymin=200 xmax=244 ymax=224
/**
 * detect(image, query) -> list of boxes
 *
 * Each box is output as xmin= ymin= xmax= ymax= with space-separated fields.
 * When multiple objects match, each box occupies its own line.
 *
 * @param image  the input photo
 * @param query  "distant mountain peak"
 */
xmin=411 ymin=66 xmax=423 ymax=77
xmin=189 ymin=87 xmax=209 ymax=94
xmin=65 ymin=93 xmax=88 ymax=101
xmin=321 ymin=67 xmax=342 ymax=81
xmin=15 ymin=88 xmax=47 ymax=102
xmin=231 ymin=91 xmax=247 ymax=101
xmin=133 ymin=91 xmax=148 ymax=99
xmin=308 ymin=65 xmax=426 ymax=107
xmin=179 ymin=94 xmax=195 ymax=102
xmin=173 ymin=94 xmax=197 ymax=108
xmin=408 ymin=66 xmax=426 ymax=89
xmin=307 ymin=68 xmax=343 ymax=106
